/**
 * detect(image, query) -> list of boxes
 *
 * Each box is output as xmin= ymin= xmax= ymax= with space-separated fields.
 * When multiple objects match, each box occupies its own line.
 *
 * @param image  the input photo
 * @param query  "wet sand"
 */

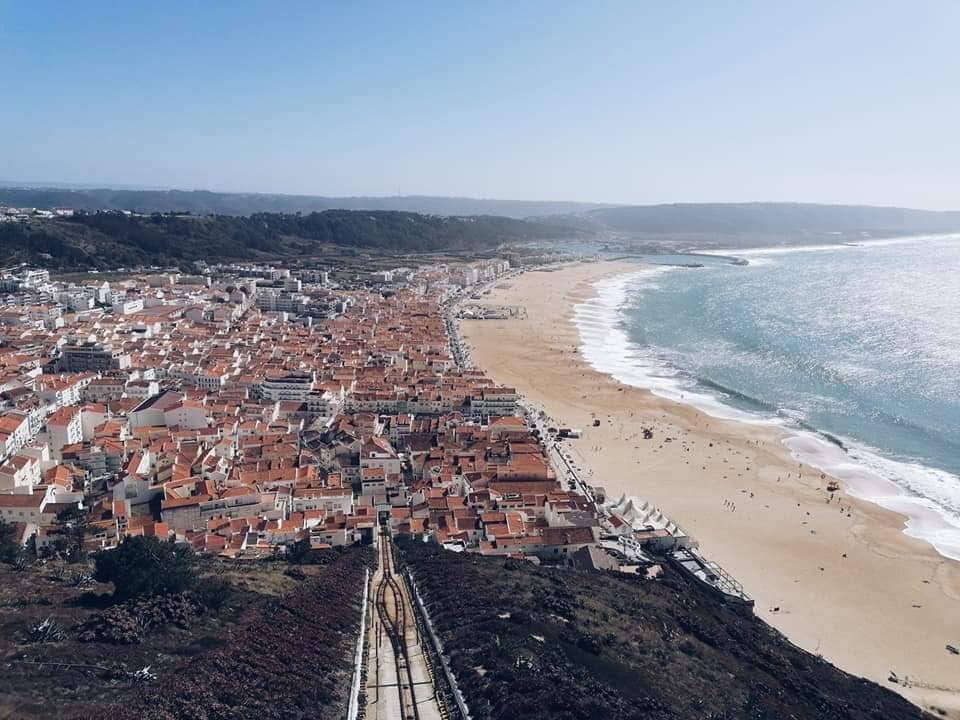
xmin=462 ymin=260 xmax=960 ymax=716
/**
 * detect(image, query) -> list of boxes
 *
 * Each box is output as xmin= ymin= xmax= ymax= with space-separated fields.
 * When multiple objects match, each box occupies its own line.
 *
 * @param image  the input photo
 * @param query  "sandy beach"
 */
xmin=462 ymin=260 xmax=960 ymax=716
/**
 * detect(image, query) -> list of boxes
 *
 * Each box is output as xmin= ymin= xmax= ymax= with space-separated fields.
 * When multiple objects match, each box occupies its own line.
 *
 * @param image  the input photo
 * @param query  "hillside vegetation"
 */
xmin=0 ymin=546 xmax=368 ymax=719
xmin=0 ymin=210 xmax=577 ymax=269
xmin=401 ymin=541 xmax=930 ymax=720
xmin=95 ymin=547 xmax=370 ymax=720
xmin=6 ymin=187 xmax=959 ymax=236
xmin=0 ymin=186 xmax=609 ymax=219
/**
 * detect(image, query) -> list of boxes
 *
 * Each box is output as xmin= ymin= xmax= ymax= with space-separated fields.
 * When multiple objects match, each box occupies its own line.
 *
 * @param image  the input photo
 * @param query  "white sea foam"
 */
xmin=783 ymin=433 xmax=960 ymax=561
xmin=574 ymin=266 xmax=960 ymax=562
xmin=574 ymin=267 xmax=782 ymax=426
xmin=703 ymin=232 xmax=960 ymax=259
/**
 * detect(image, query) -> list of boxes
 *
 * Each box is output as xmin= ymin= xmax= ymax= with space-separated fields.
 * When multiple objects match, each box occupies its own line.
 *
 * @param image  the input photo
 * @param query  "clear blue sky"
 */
xmin=2 ymin=1 xmax=958 ymax=208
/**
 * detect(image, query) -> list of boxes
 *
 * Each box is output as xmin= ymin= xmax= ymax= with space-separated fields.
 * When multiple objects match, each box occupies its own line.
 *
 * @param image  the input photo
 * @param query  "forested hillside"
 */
xmin=0 ymin=210 xmax=577 ymax=269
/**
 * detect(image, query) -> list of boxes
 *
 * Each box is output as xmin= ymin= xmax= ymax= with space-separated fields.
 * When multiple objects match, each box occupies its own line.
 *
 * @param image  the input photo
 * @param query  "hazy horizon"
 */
xmin=3 ymin=2 xmax=959 ymax=210
xmin=3 ymin=179 xmax=960 ymax=215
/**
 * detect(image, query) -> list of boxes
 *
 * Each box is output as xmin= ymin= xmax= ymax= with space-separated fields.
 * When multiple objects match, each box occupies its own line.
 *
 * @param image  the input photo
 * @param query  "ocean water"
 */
xmin=574 ymin=234 xmax=960 ymax=561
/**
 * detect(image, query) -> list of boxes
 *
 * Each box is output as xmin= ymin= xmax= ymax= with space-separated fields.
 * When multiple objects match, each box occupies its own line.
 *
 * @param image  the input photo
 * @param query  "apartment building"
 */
xmin=56 ymin=341 xmax=131 ymax=373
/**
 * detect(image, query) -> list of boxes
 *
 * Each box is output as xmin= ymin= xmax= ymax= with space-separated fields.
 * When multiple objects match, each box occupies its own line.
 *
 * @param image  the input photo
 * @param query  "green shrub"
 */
xmin=94 ymin=536 xmax=197 ymax=601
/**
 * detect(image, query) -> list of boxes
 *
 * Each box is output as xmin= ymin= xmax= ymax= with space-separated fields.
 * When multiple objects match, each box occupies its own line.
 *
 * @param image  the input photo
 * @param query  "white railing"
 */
xmin=346 ymin=567 xmax=370 ymax=720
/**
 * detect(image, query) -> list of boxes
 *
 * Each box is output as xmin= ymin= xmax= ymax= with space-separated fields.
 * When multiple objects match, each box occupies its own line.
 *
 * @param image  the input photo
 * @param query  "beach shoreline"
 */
xmin=461 ymin=260 xmax=960 ymax=716
xmin=575 ymin=262 xmax=960 ymax=564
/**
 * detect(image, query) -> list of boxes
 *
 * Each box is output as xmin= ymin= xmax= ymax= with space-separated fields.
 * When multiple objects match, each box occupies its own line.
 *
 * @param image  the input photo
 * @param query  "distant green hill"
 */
xmin=0 ymin=210 xmax=579 ymax=270
xmin=0 ymin=186 xmax=610 ymax=219
xmin=581 ymin=202 xmax=960 ymax=235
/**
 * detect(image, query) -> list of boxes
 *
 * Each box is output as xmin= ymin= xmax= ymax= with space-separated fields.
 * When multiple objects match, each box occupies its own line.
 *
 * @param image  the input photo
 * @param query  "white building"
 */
xmin=0 ymin=411 xmax=34 ymax=460
xmin=258 ymin=372 xmax=315 ymax=402
xmin=305 ymin=389 xmax=342 ymax=422
xmin=112 ymin=298 xmax=145 ymax=315
xmin=57 ymin=289 xmax=95 ymax=312
xmin=47 ymin=406 xmax=83 ymax=455
xmin=0 ymin=454 xmax=42 ymax=492
xmin=254 ymin=289 xmax=307 ymax=314
xmin=162 ymin=400 xmax=211 ymax=430
xmin=470 ymin=387 xmax=519 ymax=417
xmin=359 ymin=437 xmax=403 ymax=477
xmin=289 ymin=487 xmax=353 ymax=515
xmin=37 ymin=375 xmax=93 ymax=409
xmin=128 ymin=391 xmax=185 ymax=429
xmin=21 ymin=269 xmax=50 ymax=288
xmin=0 ymin=489 xmax=49 ymax=525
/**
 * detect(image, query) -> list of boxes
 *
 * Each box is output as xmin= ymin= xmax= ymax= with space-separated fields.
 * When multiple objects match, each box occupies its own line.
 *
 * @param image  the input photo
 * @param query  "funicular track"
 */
xmin=374 ymin=530 xmax=423 ymax=720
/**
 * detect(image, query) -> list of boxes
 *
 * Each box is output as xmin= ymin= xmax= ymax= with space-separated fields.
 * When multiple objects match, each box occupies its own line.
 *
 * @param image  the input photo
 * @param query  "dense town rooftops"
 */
xmin=0 ymin=259 xmax=611 ymax=562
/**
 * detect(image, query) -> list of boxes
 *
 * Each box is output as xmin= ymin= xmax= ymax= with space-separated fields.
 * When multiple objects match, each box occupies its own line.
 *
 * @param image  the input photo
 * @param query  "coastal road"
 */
xmin=520 ymin=399 xmax=598 ymax=500
xmin=364 ymin=530 xmax=445 ymax=720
